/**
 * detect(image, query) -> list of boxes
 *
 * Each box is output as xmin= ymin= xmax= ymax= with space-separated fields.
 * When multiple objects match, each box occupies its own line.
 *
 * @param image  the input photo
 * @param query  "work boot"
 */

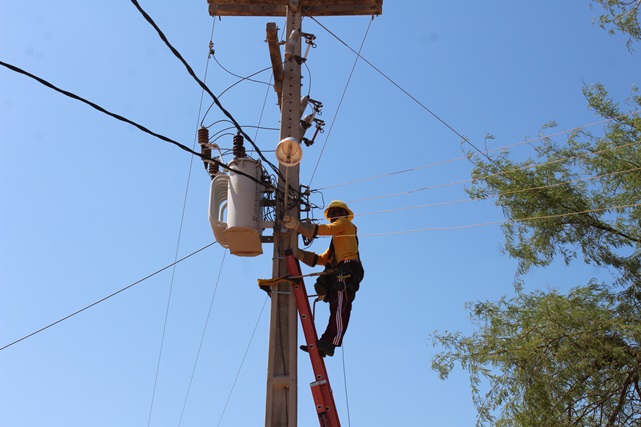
xmin=317 ymin=340 xmax=335 ymax=357
xmin=300 ymin=344 xmax=326 ymax=357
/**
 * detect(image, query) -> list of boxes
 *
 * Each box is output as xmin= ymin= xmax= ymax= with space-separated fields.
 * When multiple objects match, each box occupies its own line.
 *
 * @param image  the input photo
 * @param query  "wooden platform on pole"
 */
xmin=208 ymin=0 xmax=382 ymax=17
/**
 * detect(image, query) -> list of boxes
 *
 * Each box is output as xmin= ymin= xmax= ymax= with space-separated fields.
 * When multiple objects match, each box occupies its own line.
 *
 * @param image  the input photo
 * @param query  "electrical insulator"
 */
xmin=202 ymin=145 xmax=212 ymax=161
xmin=301 ymin=114 xmax=314 ymax=128
xmin=198 ymin=127 xmax=209 ymax=146
xmin=300 ymin=95 xmax=309 ymax=115
xmin=284 ymin=29 xmax=300 ymax=62
xmin=300 ymin=32 xmax=317 ymax=61
xmin=208 ymin=160 xmax=219 ymax=177
xmin=299 ymin=113 xmax=314 ymax=139
xmin=198 ymin=127 xmax=213 ymax=175
xmin=233 ymin=132 xmax=246 ymax=158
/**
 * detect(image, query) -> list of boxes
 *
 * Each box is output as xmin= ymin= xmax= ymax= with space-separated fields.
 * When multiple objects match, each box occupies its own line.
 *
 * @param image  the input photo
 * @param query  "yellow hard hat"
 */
xmin=324 ymin=200 xmax=354 ymax=220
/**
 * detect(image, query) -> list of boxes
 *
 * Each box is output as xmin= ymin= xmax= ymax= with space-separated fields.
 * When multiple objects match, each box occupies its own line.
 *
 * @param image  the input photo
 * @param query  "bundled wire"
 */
xmin=0 ymin=61 xmax=269 ymax=189
xmin=129 ymin=0 xmax=283 ymax=180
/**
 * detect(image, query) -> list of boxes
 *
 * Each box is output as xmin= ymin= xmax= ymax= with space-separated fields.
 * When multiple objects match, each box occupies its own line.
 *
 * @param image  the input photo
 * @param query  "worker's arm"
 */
xmin=297 ymin=249 xmax=318 ymax=267
xmin=315 ymin=247 xmax=332 ymax=266
xmin=282 ymin=216 xmax=318 ymax=240
xmin=316 ymin=218 xmax=350 ymax=236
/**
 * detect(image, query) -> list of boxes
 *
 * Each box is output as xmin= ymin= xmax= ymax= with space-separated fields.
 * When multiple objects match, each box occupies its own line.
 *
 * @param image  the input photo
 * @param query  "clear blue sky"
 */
xmin=1 ymin=1 xmax=639 ymax=426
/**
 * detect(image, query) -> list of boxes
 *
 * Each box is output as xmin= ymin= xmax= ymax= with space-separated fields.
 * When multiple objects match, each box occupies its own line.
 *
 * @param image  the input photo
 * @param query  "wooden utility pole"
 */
xmin=265 ymin=4 xmax=302 ymax=426
xmin=207 ymin=2 xmax=382 ymax=426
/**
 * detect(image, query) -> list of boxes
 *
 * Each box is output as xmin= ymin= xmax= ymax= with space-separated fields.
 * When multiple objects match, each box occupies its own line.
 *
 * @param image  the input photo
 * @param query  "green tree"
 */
xmin=433 ymin=285 xmax=641 ymax=427
xmin=591 ymin=0 xmax=641 ymax=49
xmin=431 ymin=4 xmax=641 ymax=426
xmin=467 ymin=84 xmax=641 ymax=285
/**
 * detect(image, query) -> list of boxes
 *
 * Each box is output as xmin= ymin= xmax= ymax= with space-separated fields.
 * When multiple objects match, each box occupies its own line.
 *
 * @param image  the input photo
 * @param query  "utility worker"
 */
xmin=284 ymin=200 xmax=364 ymax=357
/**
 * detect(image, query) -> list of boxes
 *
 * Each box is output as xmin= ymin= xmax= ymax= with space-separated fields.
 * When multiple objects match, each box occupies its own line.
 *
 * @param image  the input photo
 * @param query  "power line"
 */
xmin=250 ymin=73 xmax=276 ymax=157
xmin=179 ymin=250 xmax=228 ymax=426
xmin=353 ymin=202 xmax=641 ymax=237
xmin=216 ymin=295 xmax=269 ymax=427
xmin=346 ymin=139 xmax=641 ymax=205
xmin=216 ymin=64 xmax=274 ymax=99
xmin=309 ymin=15 xmax=491 ymax=163
xmin=0 ymin=242 xmax=216 ymax=352
xmin=212 ymin=54 xmax=273 ymax=89
xmin=309 ymin=15 xmax=640 ymax=209
xmin=308 ymin=17 xmax=373 ymax=186
xmin=0 ymin=61 xmax=200 ymax=157
xmin=0 ymin=61 xmax=268 ymax=188
xmin=129 ymin=0 xmax=283 ymax=179
xmin=318 ymin=156 xmax=467 ymax=191
xmin=316 ymin=111 xmax=640 ymax=191
xmin=149 ymin=27 xmax=219 ymax=426
xmin=350 ymin=164 xmax=641 ymax=219
xmin=340 ymin=344 xmax=352 ymax=427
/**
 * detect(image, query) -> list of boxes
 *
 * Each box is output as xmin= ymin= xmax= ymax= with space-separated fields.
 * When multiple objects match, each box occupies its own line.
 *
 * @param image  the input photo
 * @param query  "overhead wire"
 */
xmin=310 ymin=125 xmax=641 ymax=233
xmin=212 ymin=54 xmax=273 ymax=88
xmin=210 ymin=125 xmax=280 ymax=139
xmin=301 ymin=7 xmax=358 ymax=420
xmin=309 ymin=113 xmax=640 ymax=223
xmin=353 ymin=201 xmax=641 ymax=236
xmin=307 ymin=16 xmax=641 ymax=218
xmin=0 ymin=61 xmax=199 ymax=157
xmin=0 ymin=61 xmax=267 ymax=188
xmin=149 ymin=19 xmax=219 ymax=426
xmin=250 ymin=72 xmax=275 ymax=157
xmin=341 ymin=344 xmax=352 ymax=427
xmin=315 ymin=111 xmax=640 ymax=192
xmin=346 ymin=138 xmax=641 ymax=205
xmin=216 ymin=295 xmax=270 ymax=427
xmin=348 ymin=163 xmax=641 ymax=219
xmin=216 ymin=64 xmax=274 ymax=99
xmin=178 ymin=250 xmax=227 ymax=426
xmin=129 ymin=0 xmax=283 ymax=179
xmin=309 ymin=15 xmax=492 ymax=164
xmin=308 ymin=17 xmax=373 ymax=186
xmin=178 ymin=31 xmax=274 ymax=424
xmin=298 ymin=25 xmax=636 ymax=232
xmin=0 ymin=242 xmax=216 ymax=352
xmin=129 ymin=0 xmax=305 ymax=213
xmin=67 ymin=0 xmax=632 ymax=422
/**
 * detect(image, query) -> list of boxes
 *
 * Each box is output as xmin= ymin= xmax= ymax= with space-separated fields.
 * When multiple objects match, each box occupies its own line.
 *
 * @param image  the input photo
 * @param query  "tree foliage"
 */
xmin=591 ymin=0 xmax=641 ymax=49
xmin=466 ymin=84 xmax=641 ymax=284
xmin=431 ymin=4 xmax=641 ymax=427
xmin=433 ymin=285 xmax=641 ymax=427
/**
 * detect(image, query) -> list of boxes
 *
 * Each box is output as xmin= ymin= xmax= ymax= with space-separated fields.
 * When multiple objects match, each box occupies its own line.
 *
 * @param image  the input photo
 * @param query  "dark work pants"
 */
xmin=319 ymin=260 xmax=362 ymax=347
xmin=320 ymin=287 xmax=357 ymax=347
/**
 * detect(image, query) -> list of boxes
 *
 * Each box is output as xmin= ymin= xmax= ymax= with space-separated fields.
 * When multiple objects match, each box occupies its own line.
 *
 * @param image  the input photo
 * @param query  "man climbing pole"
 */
xmin=284 ymin=200 xmax=364 ymax=357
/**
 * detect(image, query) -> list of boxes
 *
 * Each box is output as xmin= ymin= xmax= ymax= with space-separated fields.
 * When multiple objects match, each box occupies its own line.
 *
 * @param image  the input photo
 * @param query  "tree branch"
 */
xmin=605 ymin=370 xmax=633 ymax=427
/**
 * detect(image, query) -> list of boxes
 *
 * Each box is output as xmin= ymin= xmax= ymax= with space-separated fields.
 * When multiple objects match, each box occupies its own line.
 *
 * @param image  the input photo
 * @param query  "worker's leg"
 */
xmin=320 ymin=260 xmax=363 ymax=348
xmin=320 ymin=287 xmax=356 ymax=347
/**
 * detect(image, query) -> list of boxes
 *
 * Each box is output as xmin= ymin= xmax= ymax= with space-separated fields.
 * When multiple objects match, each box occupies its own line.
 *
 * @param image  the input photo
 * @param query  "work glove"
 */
xmin=296 ymin=249 xmax=318 ymax=267
xmin=282 ymin=215 xmax=298 ymax=229
xmin=297 ymin=220 xmax=318 ymax=240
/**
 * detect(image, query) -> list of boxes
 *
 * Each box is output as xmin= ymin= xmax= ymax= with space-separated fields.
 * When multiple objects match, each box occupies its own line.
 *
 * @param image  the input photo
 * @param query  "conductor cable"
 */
xmin=309 ymin=15 xmax=491 ymax=163
xmin=0 ymin=242 xmax=216 ymax=352
xmin=129 ymin=0 xmax=283 ymax=179
xmin=0 ymin=61 xmax=270 ymax=188
xmin=317 ymin=111 xmax=640 ymax=191
xmin=308 ymin=18 xmax=372 ymax=186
